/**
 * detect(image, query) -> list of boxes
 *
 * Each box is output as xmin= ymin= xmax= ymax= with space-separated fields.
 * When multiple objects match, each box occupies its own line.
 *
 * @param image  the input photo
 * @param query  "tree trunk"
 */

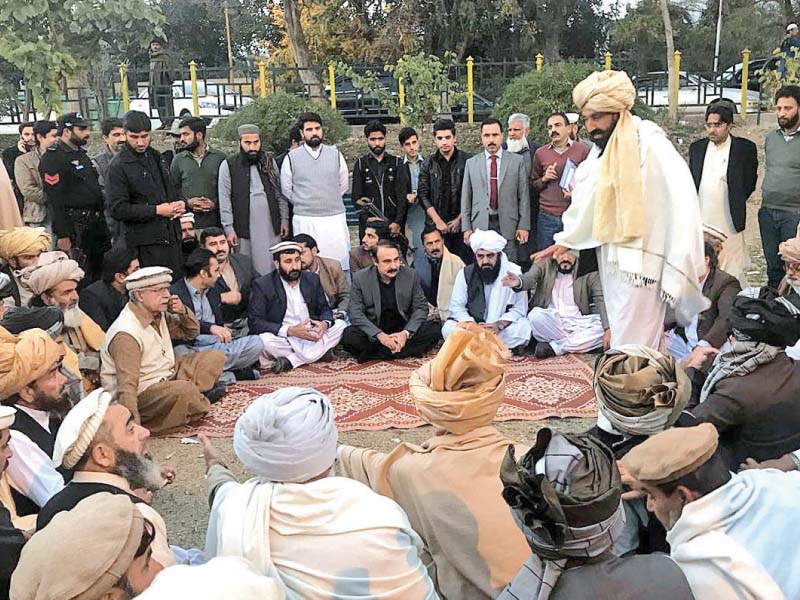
xmin=283 ymin=0 xmax=324 ymax=103
xmin=783 ymin=0 xmax=795 ymax=24
xmin=660 ymin=0 xmax=678 ymax=122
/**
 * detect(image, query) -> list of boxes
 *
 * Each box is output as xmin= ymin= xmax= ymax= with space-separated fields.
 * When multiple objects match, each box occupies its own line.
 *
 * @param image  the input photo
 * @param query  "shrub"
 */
xmin=211 ymin=92 xmax=350 ymax=154
xmin=493 ymin=62 xmax=654 ymax=145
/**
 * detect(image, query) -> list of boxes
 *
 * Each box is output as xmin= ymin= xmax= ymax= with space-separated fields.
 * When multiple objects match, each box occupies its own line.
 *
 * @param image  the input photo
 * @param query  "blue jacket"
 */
xmin=248 ymin=270 xmax=333 ymax=336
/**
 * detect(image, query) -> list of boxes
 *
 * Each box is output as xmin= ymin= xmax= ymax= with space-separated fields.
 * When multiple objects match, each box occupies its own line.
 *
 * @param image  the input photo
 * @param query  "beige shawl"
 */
xmin=0 ymin=162 xmax=22 ymax=231
xmin=436 ymin=246 xmax=464 ymax=320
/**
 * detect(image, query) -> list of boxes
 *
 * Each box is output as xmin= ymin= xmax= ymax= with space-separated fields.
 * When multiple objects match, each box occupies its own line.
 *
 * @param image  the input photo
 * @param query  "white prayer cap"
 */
xmin=53 ymin=388 xmax=113 ymax=468
xmin=124 ymin=266 xmax=173 ymax=291
xmin=788 ymin=23 xmax=798 ymax=32
xmin=703 ymin=224 xmax=728 ymax=243
xmin=0 ymin=406 xmax=15 ymax=430
xmin=269 ymin=241 xmax=303 ymax=255
xmin=180 ymin=212 xmax=195 ymax=225
xmin=469 ymin=229 xmax=507 ymax=254
xmin=136 ymin=557 xmax=285 ymax=600
xmin=233 ymin=387 xmax=338 ymax=483
xmin=566 ymin=112 xmax=580 ymax=125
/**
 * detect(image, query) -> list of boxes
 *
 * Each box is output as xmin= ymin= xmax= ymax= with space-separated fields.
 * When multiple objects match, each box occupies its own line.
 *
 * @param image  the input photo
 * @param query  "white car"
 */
xmin=633 ymin=71 xmax=761 ymax=111
xmin=130 ymin=80 xmax=252 ymax=126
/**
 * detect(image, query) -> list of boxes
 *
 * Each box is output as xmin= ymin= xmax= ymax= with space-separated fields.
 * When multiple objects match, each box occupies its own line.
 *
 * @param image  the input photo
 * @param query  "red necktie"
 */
xmin=490 ymin=154 xmax=498 ymax=210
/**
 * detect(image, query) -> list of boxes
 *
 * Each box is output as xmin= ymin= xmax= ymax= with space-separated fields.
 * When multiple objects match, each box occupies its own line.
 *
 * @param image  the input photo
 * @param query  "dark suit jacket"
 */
xmin=215 ymin=252 xmax=254 ymax=323
xmin=171 ymin=278 xmax=224 ymax=334
xmin=247 ymin=270 xmax=333 ymax=336
xmin=665 ymin=267 xmax=741 ymax=349
xmin=688 ymin=135 xmax=758 ymax=233
xmin=349 ymin=266 xmax=429 ymax=339
xmin=79 ymin=280 xmax=128 ymax=331
xmin=521 ymin=258 xmax=609 ymax=329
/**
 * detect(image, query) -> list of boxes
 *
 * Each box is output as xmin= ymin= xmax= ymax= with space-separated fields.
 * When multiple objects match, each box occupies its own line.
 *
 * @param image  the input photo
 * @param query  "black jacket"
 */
xmin=171 ymin=278 xmax=225 ymax=334
xmin=247 ymin=270 xmax=333 ymax=336
xmin=417 ymin=148 xmax=470 ymax=223
xmin=0 ymin=504 xmax=24 ymax=600
xmin=107 ymin=144 xmax=180 ymax=248
xmin=79 ymin=280 xmax=128 ymax=331
xmin=225 ymin=152 xmax=284 ymax=239
xmin=351 ymin=153 xmax=410 ymax=226
xmin=688 ymin=135 xmax=758 ymax=233
xmin=215 ymin=252 xmax=254 ymax=323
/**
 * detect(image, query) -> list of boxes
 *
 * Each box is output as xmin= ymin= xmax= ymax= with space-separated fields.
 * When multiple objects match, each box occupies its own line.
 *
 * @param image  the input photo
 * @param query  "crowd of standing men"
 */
xmin=0 ymin=67 xmax=799 ymax=599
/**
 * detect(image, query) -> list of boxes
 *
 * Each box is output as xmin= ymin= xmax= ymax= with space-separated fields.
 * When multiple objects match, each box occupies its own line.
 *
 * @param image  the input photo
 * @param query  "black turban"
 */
xmin=729 ymin=287 xmax=800 ymax=347
xmin=2 ymin=306 xmax=63 ymax=335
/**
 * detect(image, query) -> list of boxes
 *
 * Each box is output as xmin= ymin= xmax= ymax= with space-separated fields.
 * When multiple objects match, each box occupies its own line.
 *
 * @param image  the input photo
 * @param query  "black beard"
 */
xmin=241 ymin=148 xmax=261 ymax=164
xmin=33 ymin=389 xmax=71 ymax=416
xmin=780 ymin=113 xmax=800 ymax=130
xmin=591 ymin=119 xmax=618 ymax=152
xmin=181 ymin=138 xmax=200 ymax=153
xmin=557 ymin=262 xmax=575 ymax=274
xmin=306 ymin=136 xmax=322 ymax=149
xmin=280 ymin=267 xmax=301 ymax=281
xmin=479 ymin=261 xmax=501 ymax=284
xmin=369 ymin=145 xmax=385 ymax=156
xmin=70 ymin=134 xmax=88 ymax=147
xmin=112 ymin=448 xmax=163 ymax=491
xmin=182 ymin=237 xmax=198 ymax=254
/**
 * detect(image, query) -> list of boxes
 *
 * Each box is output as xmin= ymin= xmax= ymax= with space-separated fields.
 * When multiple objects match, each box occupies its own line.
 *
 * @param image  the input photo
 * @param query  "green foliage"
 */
xmin=493 ymin=62 xmax=654 ymax=145
xmin=211 ymin=92 xmax=349 ymax=153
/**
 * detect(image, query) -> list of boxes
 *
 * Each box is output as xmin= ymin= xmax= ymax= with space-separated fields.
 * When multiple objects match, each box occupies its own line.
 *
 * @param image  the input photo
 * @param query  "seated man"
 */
xmin=80 ymin=246 xmax=140 ymax=331
xmin=294 ymin=233 xmax=349 ymax=320
xmin=339 ymin=325 xmax=531 ymax=598
xmin=248 ymin=241 xmax=346 ymax=374
xmin=498 ymin=428 xmax=693 ymax=600
xmin=443 ymin=229 xmax=531 ymax=353
xmin=180 ymin=211 xmax=199 ymax=255
xmin=11 ymin=493 xmax=165 ymax=599
xmin=100 ymin=266 xmax=227 ymax=434
xmin=21 ymin=251 xmax=105 ymax=388
xmin=664 ymin=239 xmax=741 ymax=360
xmin=349 ymin=219 xmax=391 ymax=274
xmin=503 ymin=247 xmax=608 ymax=358
xmin=172 ymin=249 xmax=263 ymax=382
xmin=777 ymin=226 xmax=800 ymax=358
xmin=691 ymin=288 xmax=800 ymax=470
xmin=41 ymin=389 xmax=177 ymax=568
xmin=202 ymin=387 xmax=437 ymax=598
xmin=0 ymin=405 xmax=26 ymax=600
xmin=342 ymin=240 xmax=441 ymax=362
xmin=200 ymin=227 xmax=253 ymax=331
xmin=0 ymin=227 xmax=50 ymax=308
xmin=623 ymin=424 xmax=800 ymax=600
xmin=411 ymin=224 xmax=464 ymax=322
xmin=0 ymin=326 xmax=69 ymax=517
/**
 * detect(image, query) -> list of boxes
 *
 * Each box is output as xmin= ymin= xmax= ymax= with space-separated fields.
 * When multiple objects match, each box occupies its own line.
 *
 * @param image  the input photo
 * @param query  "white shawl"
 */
xmin=555 ymin=117 xmax=708 ymax=326
xmin=450 ymin=253 xmax=526 ymax=324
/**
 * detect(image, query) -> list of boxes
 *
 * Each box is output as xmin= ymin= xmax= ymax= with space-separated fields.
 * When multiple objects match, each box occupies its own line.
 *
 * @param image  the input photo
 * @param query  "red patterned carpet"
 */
xmin=172 ymin=353 xmax=597 ymax=437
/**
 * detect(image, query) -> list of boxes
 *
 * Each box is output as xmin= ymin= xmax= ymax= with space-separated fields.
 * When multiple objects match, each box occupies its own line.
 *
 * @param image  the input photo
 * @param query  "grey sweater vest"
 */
xmin=762 ymin=131 xmax=800 ymax=211
xmin=287 ymin=144 xmax=345 ymax=217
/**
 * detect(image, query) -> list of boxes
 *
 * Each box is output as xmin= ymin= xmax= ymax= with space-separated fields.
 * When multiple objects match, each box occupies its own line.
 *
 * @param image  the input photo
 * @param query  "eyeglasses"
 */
xmin=785 ymin=262 xmax=800 ymax=273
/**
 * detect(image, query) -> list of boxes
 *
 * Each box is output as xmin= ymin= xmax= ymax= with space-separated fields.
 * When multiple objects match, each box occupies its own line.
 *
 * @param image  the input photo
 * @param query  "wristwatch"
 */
xmin=790 ymin=452 xmax=800 ymax=471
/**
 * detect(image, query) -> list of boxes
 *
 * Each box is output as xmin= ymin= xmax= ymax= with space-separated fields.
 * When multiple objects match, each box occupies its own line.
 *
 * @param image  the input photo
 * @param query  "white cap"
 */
xmin=53 ymin=388 xmax=113 ymax=468
xmin=180 ymin=212 xmax=195 ymax=224
xmin=269 ymin=241 xmax=303 ymax=254
xmin=124 ymin=266 xmax=173 ymax=291
xmin=566 ymin=112 xmax=580 ymax=125
xmin=0 ymin=406 xmax=16 ymax=430
xmin=788 ymin=23 xmax=798 ymax=31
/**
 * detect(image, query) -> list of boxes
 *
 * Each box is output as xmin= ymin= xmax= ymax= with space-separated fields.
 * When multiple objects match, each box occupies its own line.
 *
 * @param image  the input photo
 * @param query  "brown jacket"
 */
xmin=316 ymin=256 xmax=349 ymax=312
xmin=14 ymin=149 xmax=46 ymax=224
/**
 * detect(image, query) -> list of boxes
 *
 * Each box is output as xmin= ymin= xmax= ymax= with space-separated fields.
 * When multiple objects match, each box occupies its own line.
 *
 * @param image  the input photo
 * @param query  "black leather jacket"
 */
xmin=417 ymin=148 xmax=470 ymax=223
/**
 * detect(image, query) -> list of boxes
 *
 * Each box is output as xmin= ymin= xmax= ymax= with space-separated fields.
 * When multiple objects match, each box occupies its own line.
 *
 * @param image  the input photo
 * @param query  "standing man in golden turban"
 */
xmin=534 ymin=71 xmax=708 ymax=350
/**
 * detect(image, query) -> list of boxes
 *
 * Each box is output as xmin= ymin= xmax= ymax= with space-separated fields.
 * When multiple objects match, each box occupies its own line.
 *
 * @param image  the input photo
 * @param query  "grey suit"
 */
xmin=461 ymin=150 xmax=530 ymax=261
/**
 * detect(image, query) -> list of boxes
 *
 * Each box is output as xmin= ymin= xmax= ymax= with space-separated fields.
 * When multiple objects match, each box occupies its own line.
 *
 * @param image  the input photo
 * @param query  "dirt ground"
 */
xmin=141 ymin=112 xmax=780 ymax=550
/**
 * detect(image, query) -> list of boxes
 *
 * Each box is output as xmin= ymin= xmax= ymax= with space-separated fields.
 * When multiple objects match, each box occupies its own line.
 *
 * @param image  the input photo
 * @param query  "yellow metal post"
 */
xmin=189 ymin=61 xmax=200 ymax=117
xmin=118 ymin=64 xmax=130 ymax=113
xmin=398 ymin=76 xmax=406 ymax=125
xmin=466 ymin=56 xmax=474 ymax=124
xmin=328 ymin=63 xmax=336 ymax=110
xmin=673 ymin=50 xmax=682 ymax=108
xmin=536 ymin=53 xmax=544 ymax=72
xmin=258 ymin=60 xmax=267 ymax=98
xmin=741 ymin=48 xmax=751 ymax=120
xmin=604 ymin=52 xmax=612 ymax=71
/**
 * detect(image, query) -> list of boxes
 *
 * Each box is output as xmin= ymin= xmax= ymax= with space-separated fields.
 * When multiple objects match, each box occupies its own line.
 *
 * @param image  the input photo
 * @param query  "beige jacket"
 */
xmin=14 ymin=149 xmax=46 ymax=224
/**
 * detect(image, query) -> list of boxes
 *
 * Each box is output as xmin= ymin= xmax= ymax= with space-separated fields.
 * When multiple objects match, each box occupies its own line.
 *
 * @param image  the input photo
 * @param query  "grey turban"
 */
xmin=237 ymin=124 xmax=260 ymax=137
xmin=233 ymin=387 xmax=338 ymax=483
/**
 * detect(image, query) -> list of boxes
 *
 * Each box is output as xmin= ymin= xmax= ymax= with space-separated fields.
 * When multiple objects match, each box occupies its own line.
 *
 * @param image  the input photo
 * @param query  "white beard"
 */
xmin=62 ymin=305 xmax=83 ymax=329
xmin=505 ymin=137 xmax=528 ymax=153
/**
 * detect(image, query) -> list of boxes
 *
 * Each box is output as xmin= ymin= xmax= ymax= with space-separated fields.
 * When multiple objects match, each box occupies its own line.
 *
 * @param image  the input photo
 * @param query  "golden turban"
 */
xmin=409 ymin=323 xmax=509 ymax=434
xmin=0 ymin=326 xmax=65 ymax=400
xmin=779 ymin=224 xmax=800 ymax=264
xmin=19 ymin=251 xmax=84 ymax=297
xmin=572 ymin=70 xmax=645 ymax=244
xmin=0 ymin=227 xmax=51 ymax=263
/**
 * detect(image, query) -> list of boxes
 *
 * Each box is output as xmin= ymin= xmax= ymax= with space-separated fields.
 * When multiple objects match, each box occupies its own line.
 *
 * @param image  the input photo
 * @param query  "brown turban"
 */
xmin=0 ymin=326 xmax=64 ymax=400
xmin=779 ymin=224 xmax=800 ymax=264
xmin=0 ymin=227 xmax=51 ymax=263
xmin=19 ymin=251 xmax=84 ymax=297
xmin=572 ymin=70 xmax=644 ymax=244
xmin=409 ymin=323 xmax=509 ymax=434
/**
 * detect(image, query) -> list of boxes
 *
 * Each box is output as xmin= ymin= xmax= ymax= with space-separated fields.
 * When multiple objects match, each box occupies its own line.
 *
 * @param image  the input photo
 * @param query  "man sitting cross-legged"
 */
xmin=172 ymin=249 xmax=263 ymax=382
xmin=248 ymin=241 xmax=346 ymax=374
xmin=80 ymin=246 xmax=140 ymax=331
xmin=202 ymin=387 xmax=437 ymax=598
xmin=443 ymin=229 xmax=531 ymax=353
xmin=342 ymin=239 xmax=441 ymax=362
xmin=101 ymin=266 xmax=226 ymax=434
xmin=295 ymin=233 xmax=349 ymax=320
xmin=200 ymin=226 xmax=254 ymax=334
xmin=502 ymin=247 xmax=609 ymax=357
xmin=411 ymin=224 xmax=464 ymax=322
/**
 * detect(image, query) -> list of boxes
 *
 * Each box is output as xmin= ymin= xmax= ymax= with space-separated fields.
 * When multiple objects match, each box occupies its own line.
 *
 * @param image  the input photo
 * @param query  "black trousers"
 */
xmin=137 ymin=243 xmax=184 ymax=280
xmin=342 ymin=320 xmax=441 ymax=363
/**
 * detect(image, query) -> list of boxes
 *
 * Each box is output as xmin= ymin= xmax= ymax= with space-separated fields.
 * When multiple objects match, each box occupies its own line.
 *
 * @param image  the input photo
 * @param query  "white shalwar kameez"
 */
xmin=699 ymin=136 xmax=749 ymax=286
xmin=259 ymin=278 xmax=345 ymax=368
xmin=554 ymin=117 xmax=708 ymax=350
xmin=528 ymin=272 xmax=605 ymax=354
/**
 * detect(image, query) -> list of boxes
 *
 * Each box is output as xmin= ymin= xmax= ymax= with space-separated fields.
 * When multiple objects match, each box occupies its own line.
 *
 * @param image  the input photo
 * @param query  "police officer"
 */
xmin=39 ymin=113 xmax=110 ymax=282
xmin=351 ymin=119 xmax=410 ymax=241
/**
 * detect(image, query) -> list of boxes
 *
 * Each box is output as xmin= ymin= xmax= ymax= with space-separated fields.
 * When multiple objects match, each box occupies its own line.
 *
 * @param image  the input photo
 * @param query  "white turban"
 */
xmin=468 ymin=229 xmax=507 ymax=255
xmin=53 ymin=388 xmax=113 ymax=468
xmin=136 ymin=557 xmax=285 ymax=600
xmin=233 ymin=387 xmax=338 ymax=483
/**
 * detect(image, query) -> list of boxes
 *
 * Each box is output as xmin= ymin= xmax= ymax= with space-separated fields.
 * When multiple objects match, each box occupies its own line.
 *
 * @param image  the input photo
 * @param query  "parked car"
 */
xmin=718 ymin=57 xmax=780 ymax=91
xmin=632 ymin=71 xmax=761 ymax=111
xmin=130 ymin=80 xmax=252 ymax=126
